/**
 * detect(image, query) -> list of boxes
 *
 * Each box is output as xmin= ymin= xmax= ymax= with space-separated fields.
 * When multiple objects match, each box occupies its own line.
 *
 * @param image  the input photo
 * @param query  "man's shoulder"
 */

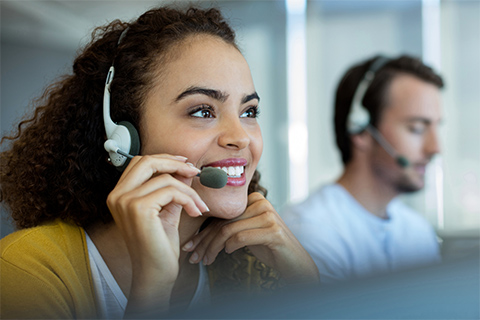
xmin=280 ymin=183 xmax=352 ymax=240
xmin=389 ymin=199 xmax=431 ymax=225
xmin=282 ymin=184 xmax=345 ymax=216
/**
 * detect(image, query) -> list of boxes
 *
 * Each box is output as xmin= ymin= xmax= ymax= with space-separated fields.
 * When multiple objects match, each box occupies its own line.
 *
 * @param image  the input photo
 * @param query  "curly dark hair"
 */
xmin=334 ymin=54 xmax=444 ymax=165
xmin=0 ymin=6 xmax=265 ymax=230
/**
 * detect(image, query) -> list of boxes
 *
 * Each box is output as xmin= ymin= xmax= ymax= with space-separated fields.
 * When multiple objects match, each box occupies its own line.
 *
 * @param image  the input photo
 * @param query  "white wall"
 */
xmin=439 ymin=0 xmax=480 ymax=234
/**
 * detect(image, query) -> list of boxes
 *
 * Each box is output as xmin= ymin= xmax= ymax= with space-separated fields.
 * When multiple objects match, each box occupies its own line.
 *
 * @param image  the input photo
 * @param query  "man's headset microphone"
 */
xmin=102 ymin=28 xmax=227 ymax=189
xmin=346 ymin=56 xmax=410 ymax=169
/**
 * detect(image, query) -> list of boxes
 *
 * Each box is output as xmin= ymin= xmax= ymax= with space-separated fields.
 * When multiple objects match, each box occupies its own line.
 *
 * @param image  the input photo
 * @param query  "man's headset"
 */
xmin=103 ymin=28 xmax=140 ymax=171
xmin=346 ymin=56 xmax=410 ymax=168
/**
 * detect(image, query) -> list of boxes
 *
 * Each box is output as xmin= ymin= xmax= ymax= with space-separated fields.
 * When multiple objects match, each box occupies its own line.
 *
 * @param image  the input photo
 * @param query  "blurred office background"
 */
xmin=1 ymin=0 xmax=479 ymax=257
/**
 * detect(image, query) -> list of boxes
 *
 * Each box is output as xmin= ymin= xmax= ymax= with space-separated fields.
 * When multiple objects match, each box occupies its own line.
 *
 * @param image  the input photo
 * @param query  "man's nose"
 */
xmin=424 ymin=127 xmax=441 ymax=156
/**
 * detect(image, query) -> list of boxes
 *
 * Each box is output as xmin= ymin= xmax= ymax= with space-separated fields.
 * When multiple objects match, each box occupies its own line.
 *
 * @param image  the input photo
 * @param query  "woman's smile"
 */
xmin=201 ymin=158 xmax=248 ymax=186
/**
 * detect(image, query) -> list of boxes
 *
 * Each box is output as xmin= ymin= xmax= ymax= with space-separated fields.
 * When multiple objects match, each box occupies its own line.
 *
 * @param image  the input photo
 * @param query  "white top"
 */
xmin=86 ymin=232 xmax=210 ymax=319
xmin=86 ymin=233 xmax=127 ymax=319
xmin=281 ymin=184 xmax=441 ymax=283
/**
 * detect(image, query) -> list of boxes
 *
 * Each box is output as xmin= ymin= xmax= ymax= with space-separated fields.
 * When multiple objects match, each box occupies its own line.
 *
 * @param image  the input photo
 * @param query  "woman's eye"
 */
xmin=240 ymin=106 xmax=260 ymax=118
xmin=190 ymin=105 xmax=215 ymax=118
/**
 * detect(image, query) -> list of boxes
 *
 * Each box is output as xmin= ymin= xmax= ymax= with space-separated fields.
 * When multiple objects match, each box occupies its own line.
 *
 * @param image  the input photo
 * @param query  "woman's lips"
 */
xmin=226 ymin=173 xmax=246 ymax=187
xmin=203 ymin=158 xmax=247 ymax=168
xmin=202 ymin=158 xmax=247 ymax=187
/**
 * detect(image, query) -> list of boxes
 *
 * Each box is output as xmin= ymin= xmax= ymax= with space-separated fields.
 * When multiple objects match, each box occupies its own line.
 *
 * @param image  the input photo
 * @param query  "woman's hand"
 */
xmin=182 ymin=192 xmax=320 ymax=286
xmin=106 ymin=154 xmax=208 ymax=316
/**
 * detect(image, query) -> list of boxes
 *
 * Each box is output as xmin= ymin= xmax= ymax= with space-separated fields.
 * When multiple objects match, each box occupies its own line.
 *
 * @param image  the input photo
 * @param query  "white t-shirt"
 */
xmin=86 ymin=233 xmax=210 ymax=319
xmin=281 ymin=184 xmax=441 ymax=283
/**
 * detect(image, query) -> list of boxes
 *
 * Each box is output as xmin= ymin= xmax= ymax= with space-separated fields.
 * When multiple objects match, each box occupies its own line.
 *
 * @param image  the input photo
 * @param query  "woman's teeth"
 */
xmin=215 ymin=166 xmax=244 ymax=178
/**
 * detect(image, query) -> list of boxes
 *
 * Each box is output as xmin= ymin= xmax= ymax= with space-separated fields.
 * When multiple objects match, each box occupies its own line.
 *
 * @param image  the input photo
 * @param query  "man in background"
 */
xmin=282 ymin=55 xmax=444 ymax=283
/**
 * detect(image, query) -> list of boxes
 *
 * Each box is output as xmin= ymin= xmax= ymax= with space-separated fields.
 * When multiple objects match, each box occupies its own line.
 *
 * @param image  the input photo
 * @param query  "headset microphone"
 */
xmin=196 ymin=167 xmax=228 ymax=189
xmin=104 ymin=140 xmax=134 ymax=159
xmin=104 ymin=135 xmax=228 ymax=188
xmin=347 ymin=56 xmax=410 ymax=168
xmin=365 ymin=126 xmax=410 ymax=168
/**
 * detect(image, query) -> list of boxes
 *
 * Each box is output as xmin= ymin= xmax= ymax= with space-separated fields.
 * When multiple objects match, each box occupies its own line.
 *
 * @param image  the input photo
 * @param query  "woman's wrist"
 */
xmin=126 ymin=277 xmax=175 ymax=318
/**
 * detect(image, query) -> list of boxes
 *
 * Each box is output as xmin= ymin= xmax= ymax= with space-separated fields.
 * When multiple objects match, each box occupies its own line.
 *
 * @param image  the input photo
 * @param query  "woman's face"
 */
xmin=140 ymin=35 xmax=263 ymax=219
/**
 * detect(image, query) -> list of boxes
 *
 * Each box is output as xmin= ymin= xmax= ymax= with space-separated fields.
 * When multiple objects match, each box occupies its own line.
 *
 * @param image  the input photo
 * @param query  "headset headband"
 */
xmin=103 ymin=27 xmax=140 ymax=170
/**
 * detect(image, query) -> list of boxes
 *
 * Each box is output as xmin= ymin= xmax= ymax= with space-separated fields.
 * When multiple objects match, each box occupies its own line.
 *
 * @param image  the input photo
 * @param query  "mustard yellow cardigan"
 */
xmin=1 ymin=219 xmax=99 ymax=319
xmin=1 ymin=219 xmax=281 ymax=319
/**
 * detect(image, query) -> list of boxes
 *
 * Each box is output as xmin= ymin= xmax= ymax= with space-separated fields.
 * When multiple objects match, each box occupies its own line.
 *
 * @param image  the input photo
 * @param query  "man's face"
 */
xmin=371 ymin=74 xmax=442 ymax=193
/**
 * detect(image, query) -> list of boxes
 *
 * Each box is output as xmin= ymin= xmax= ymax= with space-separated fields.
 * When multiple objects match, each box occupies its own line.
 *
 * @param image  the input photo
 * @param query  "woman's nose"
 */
xmin=217 ymin=116 xmax=250 ymax=150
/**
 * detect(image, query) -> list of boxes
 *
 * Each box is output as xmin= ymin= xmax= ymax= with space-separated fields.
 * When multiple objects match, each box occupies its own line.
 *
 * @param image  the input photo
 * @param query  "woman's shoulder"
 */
xmin=1 ymin=219 xmax=86 ymax=265
xmin=1 ymin=219 xmax=98 ymax=319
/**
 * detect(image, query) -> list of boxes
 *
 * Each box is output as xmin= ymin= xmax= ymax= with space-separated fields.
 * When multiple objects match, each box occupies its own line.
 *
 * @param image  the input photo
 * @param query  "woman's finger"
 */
xmin=124 ymin=173 xmax=209 ymax=214
xmin=224 ymin=228 xmax=277 ymax=256
xmin=186 ymin=219 xmax=234 ymax=264
xmin=247 ymin=191 xmax=266 ymax=206
xmin=187 ymin=202 xmax=278 ymax=265
xmin=119 ymin=154 xmax=188 ymax=183
xmin=186 ymin=193 xmax=282 ymax=265
xmin=200 ymin=214 xmax=274 ymax=265
xmin=181 ymin=220 xmax=215 ymax=253
xmin=117 ymin=185 xmax=204 ymax=220
xmin=116 ymin=155 xmax=200 ymax=192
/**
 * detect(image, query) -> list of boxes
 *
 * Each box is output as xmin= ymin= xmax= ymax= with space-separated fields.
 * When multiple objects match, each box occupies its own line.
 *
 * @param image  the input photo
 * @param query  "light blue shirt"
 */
xmin=281 ymin=184 xmax=441 ymax=283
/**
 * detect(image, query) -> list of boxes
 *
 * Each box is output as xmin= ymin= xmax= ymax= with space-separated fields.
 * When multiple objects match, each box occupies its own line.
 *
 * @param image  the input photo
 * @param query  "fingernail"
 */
xmin=187 ymin=162 xmax=201 ymax=173
xmin=182 ymin=241 xmax=193 ymax=251
xmin=175 ymin=156 xmax=188 ymax=161
xmin=203 ymin=203 xmax=210 ymax=213
xmin=194 ymin=205 xmax=203 ymax=217
xmin=203 ymin=256 xmax=209 ymax=266
xmin=189 ymin=252 xmax=199 ymax=264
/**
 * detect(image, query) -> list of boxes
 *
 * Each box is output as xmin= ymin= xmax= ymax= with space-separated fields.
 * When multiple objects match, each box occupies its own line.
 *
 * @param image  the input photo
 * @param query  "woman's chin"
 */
xmin=205 ymin=201 xmax=247 ymax=220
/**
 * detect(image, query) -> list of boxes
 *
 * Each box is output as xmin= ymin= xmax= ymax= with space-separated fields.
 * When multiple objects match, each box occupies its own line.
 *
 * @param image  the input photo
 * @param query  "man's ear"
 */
xmin=350 ymin=131 xmax=373 ymax=152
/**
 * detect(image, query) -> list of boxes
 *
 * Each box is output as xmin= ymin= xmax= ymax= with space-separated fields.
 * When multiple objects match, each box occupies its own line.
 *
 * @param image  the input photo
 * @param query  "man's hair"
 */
xmin=334 ymin=54 xmax=444 ymax=164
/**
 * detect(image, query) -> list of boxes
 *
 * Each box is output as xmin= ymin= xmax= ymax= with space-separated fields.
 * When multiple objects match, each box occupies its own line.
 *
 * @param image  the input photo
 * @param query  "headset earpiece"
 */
xmin=115 ymin=121 xmax=140 ymax=171
xmin=347 ymin=56 xmax=391 ymax=135
xmin=102 ymin=28 xmax=141 ymax=171
xmin=104 ymin=120 xmax=139 ymax=170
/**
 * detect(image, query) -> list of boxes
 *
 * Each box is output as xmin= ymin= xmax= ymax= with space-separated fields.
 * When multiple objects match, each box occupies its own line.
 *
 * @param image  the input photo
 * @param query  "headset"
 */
xmin=101 ymin=28 xmax=230 ymax=189
xmin=346 ymin=56 xmax=410 ymax=168
xmin=103 ymin=28 xmax=140 ymax=171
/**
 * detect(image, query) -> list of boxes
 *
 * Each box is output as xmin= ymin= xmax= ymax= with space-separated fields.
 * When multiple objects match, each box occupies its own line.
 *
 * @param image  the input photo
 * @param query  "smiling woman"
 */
xmin=0 ymin=4 xmax=319 ymax=319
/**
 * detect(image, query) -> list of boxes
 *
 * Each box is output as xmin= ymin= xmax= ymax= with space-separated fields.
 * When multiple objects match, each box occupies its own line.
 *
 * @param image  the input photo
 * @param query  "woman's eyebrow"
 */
xmin=175 ymin=86 xmax=229 ymax=102
xmin=242 ymin=92 xmax=260 ymax=104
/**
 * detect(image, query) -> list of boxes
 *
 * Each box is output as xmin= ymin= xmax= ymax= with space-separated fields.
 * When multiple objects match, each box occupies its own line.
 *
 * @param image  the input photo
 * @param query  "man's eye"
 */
xmin=190 ymin=106 xmax=215 ymax=118
xmin=409 ymin=126 xmax=426 ymax=134
xmin=240 ymin=106 xmax=260 ymax=118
